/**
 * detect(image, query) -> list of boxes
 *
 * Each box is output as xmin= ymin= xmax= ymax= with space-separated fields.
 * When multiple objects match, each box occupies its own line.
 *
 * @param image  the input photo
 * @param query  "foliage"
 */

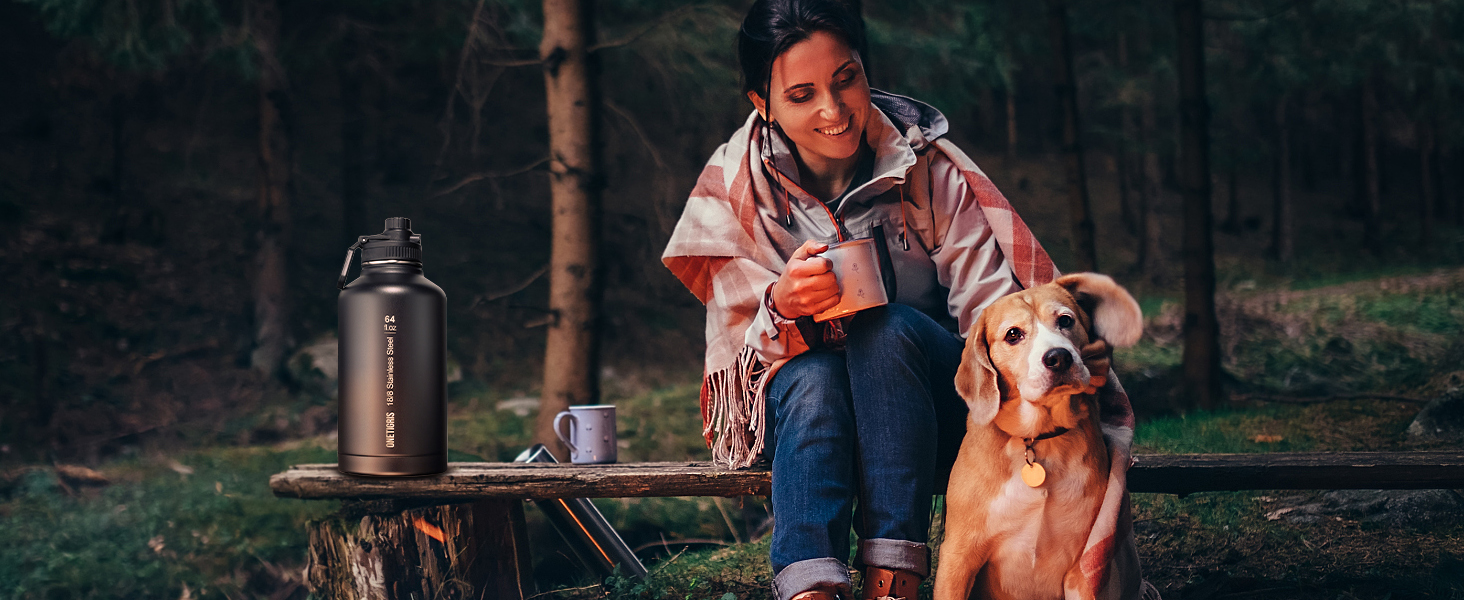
xmin=0 ymin=443 xmax=338 ymax=599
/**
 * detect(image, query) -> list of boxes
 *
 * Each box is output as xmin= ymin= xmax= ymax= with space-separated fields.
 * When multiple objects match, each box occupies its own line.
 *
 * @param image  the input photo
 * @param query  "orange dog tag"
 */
xmin=1022 ymin=462 xmax=1046 ymax=487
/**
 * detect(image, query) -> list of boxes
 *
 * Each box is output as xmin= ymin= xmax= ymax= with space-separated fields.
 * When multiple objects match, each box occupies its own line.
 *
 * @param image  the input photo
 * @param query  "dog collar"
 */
xmin=1025 ymin=427 xmax=1070 ymax=443
xmin=1020 ymin=427 xmax=1069 ymax=488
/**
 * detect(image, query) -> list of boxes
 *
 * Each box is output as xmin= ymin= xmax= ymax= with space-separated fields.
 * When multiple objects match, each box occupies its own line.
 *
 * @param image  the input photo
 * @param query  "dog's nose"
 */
xmin=1042 ymin=348 xmax=1073 ymax=371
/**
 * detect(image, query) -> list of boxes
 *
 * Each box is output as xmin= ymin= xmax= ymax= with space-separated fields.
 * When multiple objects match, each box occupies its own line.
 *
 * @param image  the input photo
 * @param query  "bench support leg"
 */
xmin=306 ymin=499 xmax=535 ymax=600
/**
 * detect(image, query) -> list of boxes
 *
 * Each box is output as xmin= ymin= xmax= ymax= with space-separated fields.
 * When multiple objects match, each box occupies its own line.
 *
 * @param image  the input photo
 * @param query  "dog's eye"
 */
xmin=1057 ymin=315 xmax=1075 ymax=329
xmin=1004 ymin=327 xmax=1024 ymax=344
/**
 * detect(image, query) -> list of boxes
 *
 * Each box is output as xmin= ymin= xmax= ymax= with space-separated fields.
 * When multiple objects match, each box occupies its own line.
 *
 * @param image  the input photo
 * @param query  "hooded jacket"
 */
xmin=741 ymin=90 xmax=1023 ymax=365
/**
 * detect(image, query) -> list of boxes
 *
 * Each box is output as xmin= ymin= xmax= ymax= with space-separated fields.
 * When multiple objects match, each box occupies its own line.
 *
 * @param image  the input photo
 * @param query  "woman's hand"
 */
xmin=1080 ymin=339 xmax=1111 ymax=394
xmin=770 ymin=240 xmax=841 ymax=318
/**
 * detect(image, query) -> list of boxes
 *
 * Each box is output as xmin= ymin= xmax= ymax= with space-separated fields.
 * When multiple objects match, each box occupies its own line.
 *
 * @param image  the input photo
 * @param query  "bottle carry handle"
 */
xmin=337 ymin=238 xmax=368 ymax=290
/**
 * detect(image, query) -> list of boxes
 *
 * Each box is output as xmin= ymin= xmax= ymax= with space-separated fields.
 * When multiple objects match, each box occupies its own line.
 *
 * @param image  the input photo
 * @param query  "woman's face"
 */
xmin=749 ymin=30 xmax=872 ymax=170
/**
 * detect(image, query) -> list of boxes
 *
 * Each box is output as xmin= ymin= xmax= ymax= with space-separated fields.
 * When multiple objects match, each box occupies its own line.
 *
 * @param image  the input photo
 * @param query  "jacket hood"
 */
xmin=870 ymin=89 xmax=949 ymax=152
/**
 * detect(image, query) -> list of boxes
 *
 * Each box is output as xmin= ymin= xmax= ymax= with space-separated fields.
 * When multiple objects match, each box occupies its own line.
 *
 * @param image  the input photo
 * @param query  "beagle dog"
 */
xmin=933 ymin=273 xmax=1142 ymax=600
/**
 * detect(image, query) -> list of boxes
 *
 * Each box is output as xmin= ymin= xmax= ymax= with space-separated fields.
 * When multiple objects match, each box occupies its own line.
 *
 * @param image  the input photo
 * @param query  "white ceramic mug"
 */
xmin=813 ymin=238 xmax=890 ymax=322
xmin=553 ymin=405 xmax=618 ymax=464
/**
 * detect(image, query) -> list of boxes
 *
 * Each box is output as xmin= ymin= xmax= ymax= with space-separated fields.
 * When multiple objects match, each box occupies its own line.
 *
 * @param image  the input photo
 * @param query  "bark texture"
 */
xmin=1047 ymin=0 xmax=1098 ymax=272
xmin=537 ymin=0 xmax=602 ymax=460
xmin=1137 ymin=92 xmax=1163 ymax=277
xmin=1117 ymin=34 xmax=1138 ymax=236
xmin=307 ymin=500 xmax=534 ymax=599
xmin=1271 ymin=94 xmax=1293 ymax=262
xmin=1174 ymin=0 xmax=1223 ymax=410
xmin=1419 ymin=116 xmax=1435 ymax=246
xmin=1361 ymin=78 xmax=1382 ymax=253
xmin=250 ymin=0 xmax=294 ymax=374
xmin=1005 ymin=80 xmax=1018 ymax=162
xmin=339 ymin=27 xmax=367 ymax=247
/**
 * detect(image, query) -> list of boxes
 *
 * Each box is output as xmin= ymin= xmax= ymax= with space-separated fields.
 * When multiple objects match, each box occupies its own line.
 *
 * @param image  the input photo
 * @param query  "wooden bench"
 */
xmin=271 ymin=452 xmax=1464 ymax=599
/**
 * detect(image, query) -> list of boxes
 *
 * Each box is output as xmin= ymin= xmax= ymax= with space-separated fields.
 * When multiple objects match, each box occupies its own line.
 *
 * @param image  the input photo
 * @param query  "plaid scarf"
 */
xmin=662 ymin=110 xmax=1145 ymax=599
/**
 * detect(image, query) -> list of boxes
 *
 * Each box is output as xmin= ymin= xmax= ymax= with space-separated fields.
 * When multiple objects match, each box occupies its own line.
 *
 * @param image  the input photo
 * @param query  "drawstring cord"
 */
xmin=897 ymin=182 xmax=910 ymax=251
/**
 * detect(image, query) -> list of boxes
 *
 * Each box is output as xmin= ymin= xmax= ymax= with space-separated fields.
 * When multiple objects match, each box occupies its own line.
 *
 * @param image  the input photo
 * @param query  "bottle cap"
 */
xmin=361 ymin=218 xmax=423 ymax=263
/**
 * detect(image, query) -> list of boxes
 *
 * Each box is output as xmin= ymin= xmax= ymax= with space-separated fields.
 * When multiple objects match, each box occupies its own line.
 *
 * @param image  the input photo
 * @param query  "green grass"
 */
xmin=1134 ymin=405 xmax=1317 ymax=453
xmin=0 ymin=442 xmax=338 ymax=599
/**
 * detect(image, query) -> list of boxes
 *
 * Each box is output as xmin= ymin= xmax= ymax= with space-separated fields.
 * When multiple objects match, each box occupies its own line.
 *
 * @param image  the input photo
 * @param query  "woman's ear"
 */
xmin=746 ymin=90 xmax=768 ymax=121
xmin=955 ymin=321 xmax=1000 ymax=427
xmin=1054 ymin=273 xmax=1143 ymax=348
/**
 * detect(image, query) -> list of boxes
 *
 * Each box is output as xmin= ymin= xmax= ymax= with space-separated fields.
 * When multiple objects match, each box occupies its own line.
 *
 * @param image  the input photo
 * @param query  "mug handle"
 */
xmin=553 ymin=411 xmax=579 ymax=455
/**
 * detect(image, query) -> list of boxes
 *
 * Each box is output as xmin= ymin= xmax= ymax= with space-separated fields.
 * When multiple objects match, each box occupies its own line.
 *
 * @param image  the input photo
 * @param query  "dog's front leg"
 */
xmin=932 ymin=525 xmax=987 ymax=600
xmin=933 ymin=454 xmax=991 ymax=600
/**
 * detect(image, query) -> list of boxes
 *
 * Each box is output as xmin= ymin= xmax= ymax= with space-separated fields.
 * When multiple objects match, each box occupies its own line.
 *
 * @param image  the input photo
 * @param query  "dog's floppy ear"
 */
xmin=1054 ymin=273 xmax=1143 ymax=347
xmin=955 ymin=318 xmax=1000 ymax=426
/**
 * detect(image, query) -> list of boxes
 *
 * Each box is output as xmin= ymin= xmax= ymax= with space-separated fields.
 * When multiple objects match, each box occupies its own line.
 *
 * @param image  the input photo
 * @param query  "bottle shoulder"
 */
xmin=340 ymin=273 xmax=445 ymax=298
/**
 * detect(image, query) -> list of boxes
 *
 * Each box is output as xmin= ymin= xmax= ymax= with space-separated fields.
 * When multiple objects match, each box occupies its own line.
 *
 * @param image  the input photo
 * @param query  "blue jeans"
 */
xmin=764 ymin=304 xmax=969 ymax=600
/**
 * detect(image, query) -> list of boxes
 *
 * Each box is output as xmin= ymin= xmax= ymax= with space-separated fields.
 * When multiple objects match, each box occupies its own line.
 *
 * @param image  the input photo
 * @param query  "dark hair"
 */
xmin=737 ymin=0 xmax=867 ymax=98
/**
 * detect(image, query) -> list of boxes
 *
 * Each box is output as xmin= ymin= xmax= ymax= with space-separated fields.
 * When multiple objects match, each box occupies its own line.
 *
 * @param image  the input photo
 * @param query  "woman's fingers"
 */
xmin=788 ymin=254 xmax=832 ymax=278
xmin=772 ymin=239 xmax=840 ymax=317
xmin=790 ymin=239 xmax=830 ymax=261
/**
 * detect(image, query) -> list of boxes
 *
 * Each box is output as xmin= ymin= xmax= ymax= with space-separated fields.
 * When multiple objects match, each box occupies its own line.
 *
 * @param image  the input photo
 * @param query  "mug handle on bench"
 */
xmin=553 ymin=411 xmax=580 ymax=456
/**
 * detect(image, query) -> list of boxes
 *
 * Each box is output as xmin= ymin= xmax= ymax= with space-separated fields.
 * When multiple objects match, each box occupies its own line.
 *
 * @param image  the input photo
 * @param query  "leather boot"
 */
xmin=860 ymin=567 xmax=921 ymax=600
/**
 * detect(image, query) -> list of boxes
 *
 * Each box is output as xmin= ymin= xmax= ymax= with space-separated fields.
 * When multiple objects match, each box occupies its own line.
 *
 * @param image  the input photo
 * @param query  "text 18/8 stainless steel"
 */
xmin=337 ymin=217 xmax=447 ymax=476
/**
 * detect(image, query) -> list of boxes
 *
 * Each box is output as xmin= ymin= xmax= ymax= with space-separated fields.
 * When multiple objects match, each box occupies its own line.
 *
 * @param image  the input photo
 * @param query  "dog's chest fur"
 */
xmin=979 ymin=434 xmax=1101 ymax=599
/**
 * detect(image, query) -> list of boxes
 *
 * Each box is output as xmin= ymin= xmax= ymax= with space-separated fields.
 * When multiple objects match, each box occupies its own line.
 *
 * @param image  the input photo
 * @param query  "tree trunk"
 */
xmin=1005 ymin=72 xmax=1018 ymax=162
xmin=1174 ymin=0 xmax=1222 ymax=410
xmin=1271 ymin=94 xmax=1293 ymax=262
xmin=1361 ymin=78 xmax=1382 ymax=253
xmin=1117 ymin=33 xmax=1138 ymax=236
xmin=1047 ymin=0 xmax=1099 ymax=272
xmin=1418 ymin=116 xmax=1435 ymax=246
xmin=250 ymin=0 xmax=293 ymax=375
xmin=1137 ymin=91 xmax=1162 ymax=276
xmin=1222 ymin=145 xmax=1240 ymax=233
xmin=307 ymin=500 xmax=535 ymax=599
xmin=537 ymin=0 xmax=602 ymax=460
xmin=1457 ymin=148 xmax=1463 ymax=226
xmin=339 ymin=27 xmax=368 ymax=247
xmin=978 ymin=86 xmax=997 ymax=141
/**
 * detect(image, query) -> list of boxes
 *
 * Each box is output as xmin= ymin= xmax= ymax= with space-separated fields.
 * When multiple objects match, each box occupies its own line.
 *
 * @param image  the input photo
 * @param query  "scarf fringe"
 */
xmin=702 ymin=346 xmax=769 ymax=469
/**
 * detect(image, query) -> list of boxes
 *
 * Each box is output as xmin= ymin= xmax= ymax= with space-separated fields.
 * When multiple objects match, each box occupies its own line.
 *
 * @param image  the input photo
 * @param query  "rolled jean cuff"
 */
xmin=773 ymin=557 xmax=853 ymax=600
xmin=855 ymin=538 xmax=930 ymax=579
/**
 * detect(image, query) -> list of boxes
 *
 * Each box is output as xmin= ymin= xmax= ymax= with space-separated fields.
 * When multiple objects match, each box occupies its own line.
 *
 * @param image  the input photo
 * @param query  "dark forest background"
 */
xmin=2 ymin=0 xmax=1463 ymax=463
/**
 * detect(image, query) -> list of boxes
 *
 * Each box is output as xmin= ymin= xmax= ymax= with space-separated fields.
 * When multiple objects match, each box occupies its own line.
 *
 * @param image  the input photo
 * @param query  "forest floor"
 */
xmin=3 ymin=265 xmax=1463 ymax=599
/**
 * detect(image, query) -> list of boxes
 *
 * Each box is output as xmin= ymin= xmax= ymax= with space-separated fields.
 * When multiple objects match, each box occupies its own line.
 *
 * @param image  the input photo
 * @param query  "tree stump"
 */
xmin=306 ymin=500 xmax=534 ymax=600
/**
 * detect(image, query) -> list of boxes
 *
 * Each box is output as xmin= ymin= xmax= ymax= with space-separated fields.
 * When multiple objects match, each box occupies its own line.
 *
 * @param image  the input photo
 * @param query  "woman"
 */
xmin=662 ymin=1 xmax=1133 ymax=599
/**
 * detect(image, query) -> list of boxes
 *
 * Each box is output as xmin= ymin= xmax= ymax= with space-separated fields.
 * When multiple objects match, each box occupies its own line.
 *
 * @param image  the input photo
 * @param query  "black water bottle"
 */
xmin=336 ymin=217 xmax=447 ymax=476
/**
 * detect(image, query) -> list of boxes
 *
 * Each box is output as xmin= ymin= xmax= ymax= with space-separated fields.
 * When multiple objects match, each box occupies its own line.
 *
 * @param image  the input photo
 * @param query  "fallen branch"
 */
xmin=588 ymin=4 xmax=713 ymax=52
xmin=524 ymin=583 xmax=601 ymax=600
xmin=470 ymin=264 xmax=549 ymax=308
xmin=1237 ymin=393 xmax=1429 ymax=405
xmin=632 ymin=538 xmax=731 ymax=555
xmin=428 ymin=157 xmax=549 ymax=199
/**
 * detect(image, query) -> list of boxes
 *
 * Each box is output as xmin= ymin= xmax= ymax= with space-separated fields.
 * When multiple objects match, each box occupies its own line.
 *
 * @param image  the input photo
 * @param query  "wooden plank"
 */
xmin=1127 ymin=451 xmax=1464 ymax=495
xmin=271 ymin=462 xmax=772 ymax=501
xmin=270 ymin=452 xmax=1464 ymax=501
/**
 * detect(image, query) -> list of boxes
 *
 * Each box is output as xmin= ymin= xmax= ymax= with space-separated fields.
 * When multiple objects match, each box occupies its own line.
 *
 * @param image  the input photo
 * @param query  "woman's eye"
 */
xmin=788 ymin=92 xmax=812 ymax=104
xmin=1057 ymin=315 xmax=1075 ymax=329
xmin=1004 ymin=327 xmax=1024 ymax=344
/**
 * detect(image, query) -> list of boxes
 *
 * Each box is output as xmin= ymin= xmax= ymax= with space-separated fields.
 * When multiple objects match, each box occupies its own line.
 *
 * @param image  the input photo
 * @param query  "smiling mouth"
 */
xmin=816 ymin=115 xmax=853 ymax=136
